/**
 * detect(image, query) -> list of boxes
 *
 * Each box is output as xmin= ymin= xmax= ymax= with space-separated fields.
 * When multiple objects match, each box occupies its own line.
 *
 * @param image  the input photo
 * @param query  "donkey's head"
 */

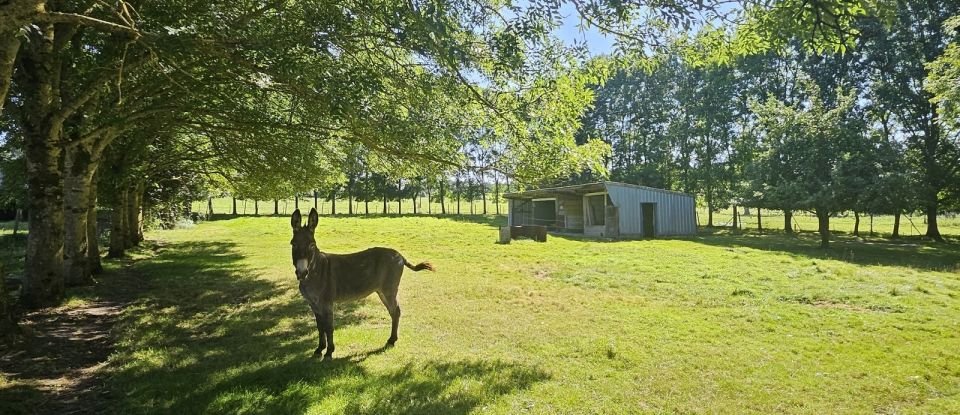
xmin=290 ymin=208 xmax=319 ymax=280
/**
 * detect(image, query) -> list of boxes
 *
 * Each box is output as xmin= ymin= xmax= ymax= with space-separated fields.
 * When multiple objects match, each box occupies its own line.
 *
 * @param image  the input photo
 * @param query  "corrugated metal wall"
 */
xmin=606 ymin=183 xmax=697 ymax=236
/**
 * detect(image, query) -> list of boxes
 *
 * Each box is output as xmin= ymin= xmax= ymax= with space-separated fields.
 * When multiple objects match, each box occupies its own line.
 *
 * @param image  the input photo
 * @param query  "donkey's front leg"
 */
xmin=319 ymin=303 xmax=335 ymax=360
xmin=312 ymin=311 xmax=326 ymax=357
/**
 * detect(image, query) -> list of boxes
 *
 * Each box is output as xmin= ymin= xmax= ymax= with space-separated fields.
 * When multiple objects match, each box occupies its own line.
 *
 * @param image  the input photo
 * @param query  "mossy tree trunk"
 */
xmin=86 ymin=173 xmax=102 ymax=275
xmin=19 ymin=21 xmax=65 ymax=308
xmin=63 ymin=143 xmax=98 ymax=286
xmin=108 ymin=188 xmax=127 ymax=258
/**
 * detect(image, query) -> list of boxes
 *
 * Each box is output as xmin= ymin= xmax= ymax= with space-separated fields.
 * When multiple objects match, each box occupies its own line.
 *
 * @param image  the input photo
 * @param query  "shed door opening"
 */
xmin=533 ymin=199 xmax=557 ymax=226
xmin=586 ymin=194 xmax=606 ymax=226
xmin=642 ymin=203 xmax=656 ymax=237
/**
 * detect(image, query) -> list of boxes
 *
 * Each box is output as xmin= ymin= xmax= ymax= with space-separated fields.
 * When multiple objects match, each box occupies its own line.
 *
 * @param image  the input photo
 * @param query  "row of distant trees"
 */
xmin=211 ymin=171 xmax=514 ymax=217
xmin=570 ymin=0 xmax=960 ymax=247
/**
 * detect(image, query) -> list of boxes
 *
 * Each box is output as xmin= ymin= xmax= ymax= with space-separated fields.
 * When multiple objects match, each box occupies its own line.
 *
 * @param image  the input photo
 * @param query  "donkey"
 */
xmin=290 ymin=208 xmax=434 ymax=359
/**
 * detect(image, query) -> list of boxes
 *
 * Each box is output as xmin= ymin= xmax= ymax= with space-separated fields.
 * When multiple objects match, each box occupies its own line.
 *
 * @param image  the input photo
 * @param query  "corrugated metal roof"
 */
xmin=503 ymin=181 xmax=693 ymax=200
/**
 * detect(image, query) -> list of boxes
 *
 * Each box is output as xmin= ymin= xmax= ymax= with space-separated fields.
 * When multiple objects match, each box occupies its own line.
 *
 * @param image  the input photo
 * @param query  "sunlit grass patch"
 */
xmin=104 ymin=215 xmax=960 ymax=414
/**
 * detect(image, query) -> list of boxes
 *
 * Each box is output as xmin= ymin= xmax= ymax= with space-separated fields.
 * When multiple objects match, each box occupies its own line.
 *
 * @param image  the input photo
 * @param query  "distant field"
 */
xmin=698 ymin=208 xmax=960 ymax=238
xmin=78 ymin=215 xmax=960 ymax=413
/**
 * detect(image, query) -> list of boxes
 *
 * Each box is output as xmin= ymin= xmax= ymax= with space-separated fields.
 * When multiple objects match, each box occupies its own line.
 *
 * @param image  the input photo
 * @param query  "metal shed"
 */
xmin=503 ymin=181 xmax=697 ymax=238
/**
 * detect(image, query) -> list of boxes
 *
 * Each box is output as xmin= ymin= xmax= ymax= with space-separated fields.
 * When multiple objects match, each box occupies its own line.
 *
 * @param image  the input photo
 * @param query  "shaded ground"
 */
xmin=0 ymin=252 xmax=150 ymax=415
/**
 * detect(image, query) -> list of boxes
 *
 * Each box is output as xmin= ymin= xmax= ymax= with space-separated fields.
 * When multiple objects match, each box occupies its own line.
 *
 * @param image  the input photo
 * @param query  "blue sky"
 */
xmin=553 ymin=3 xmax=617 ymax=55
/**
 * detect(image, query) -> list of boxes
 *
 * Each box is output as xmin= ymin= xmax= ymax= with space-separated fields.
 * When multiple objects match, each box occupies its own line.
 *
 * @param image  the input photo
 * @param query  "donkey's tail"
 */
xmin=404 ymin=258 xmax=435 ymax=272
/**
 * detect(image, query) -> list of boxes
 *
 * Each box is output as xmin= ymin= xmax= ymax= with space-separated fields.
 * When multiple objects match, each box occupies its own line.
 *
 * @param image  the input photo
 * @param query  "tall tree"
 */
xmin=751 ymin=76 xmax=860 ymax=248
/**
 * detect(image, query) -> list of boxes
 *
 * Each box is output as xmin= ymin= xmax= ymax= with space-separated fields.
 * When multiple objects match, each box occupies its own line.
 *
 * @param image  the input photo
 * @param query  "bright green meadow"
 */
xmin=87 ymin=214 xmax=960 ymax=414
xmin=3 ymin=214 xmax=960 ymax=413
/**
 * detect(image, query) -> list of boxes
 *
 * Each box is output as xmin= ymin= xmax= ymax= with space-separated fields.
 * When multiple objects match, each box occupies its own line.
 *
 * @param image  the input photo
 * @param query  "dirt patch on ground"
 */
xmin=0 ymin=259 xmax=150 ymax=414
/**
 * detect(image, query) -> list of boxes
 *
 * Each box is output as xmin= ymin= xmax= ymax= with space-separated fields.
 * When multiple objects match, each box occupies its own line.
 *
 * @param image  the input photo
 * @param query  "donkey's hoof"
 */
xmin=385 ymin=338 xmax=397 ymax=347
xmin=312 ymin=347 xmax=325 ymax=357
xmin=323 ymin=353 xmax=334 ymax=361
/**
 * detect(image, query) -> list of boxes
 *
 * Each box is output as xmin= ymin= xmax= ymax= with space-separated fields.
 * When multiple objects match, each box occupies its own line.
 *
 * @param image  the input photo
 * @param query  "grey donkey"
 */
xmin=290 ymin=208 xmax=434 ymax=359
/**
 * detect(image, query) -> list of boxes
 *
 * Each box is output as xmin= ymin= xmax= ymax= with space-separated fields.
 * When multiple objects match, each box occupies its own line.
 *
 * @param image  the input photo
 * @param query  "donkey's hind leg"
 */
xmin=376 ymin=291 xmax=401 ymax=346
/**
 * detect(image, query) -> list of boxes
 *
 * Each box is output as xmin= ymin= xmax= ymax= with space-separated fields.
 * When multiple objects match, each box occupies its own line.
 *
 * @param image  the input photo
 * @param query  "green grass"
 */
xmin=96 ymin=215 xmax=960 ymax=414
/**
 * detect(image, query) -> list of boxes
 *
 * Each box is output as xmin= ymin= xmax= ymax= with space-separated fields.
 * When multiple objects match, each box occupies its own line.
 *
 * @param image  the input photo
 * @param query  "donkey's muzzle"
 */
xmin=295 ymin=259 xmax=309 ymax=280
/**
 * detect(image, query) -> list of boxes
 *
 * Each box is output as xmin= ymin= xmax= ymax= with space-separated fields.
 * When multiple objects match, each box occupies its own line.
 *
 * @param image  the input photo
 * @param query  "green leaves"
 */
xmin=926 ymin=15 xmax=960 ymax=131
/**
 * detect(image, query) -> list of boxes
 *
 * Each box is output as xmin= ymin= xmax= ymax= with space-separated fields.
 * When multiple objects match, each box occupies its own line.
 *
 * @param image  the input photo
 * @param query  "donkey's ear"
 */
xmin=291 ymin=209 xmax=302 ymax=230
xmin=308 ymin=208 xmax=319 ymax=231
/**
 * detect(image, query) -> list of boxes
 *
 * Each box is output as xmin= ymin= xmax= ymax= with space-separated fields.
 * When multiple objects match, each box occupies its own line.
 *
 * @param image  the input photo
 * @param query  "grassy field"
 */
xmin=68 ymin=214 xmax=958 ymax=414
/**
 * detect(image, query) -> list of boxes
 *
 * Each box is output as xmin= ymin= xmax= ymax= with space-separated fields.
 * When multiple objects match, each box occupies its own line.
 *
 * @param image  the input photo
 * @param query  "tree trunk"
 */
xmin=784 ymin=210 xmax=793 ymax=234
xmin=207 ymin=197 xmax=213 ymax=216
xmin=86 ymin=175 xmax=102 ymax=275
xmin=494 ymin=175 xmax=500 ymax=215
xmin=295 ymin=195 xmax=299 ymax=210
xmin=925 ymin=203 xmax=942 ymax=241
xmin=274 ymin=199 xmax=279 ymax=215
xmin=456 ymin=177 xmax=461 ymax=215
xmin=232 ymin=196 xmax=237 ymax=215
xmin=19 ymin=22 xmax=66 ymax=308
xmin=13 ymin=208 xmax=22 ymax=236
xmin=382 ymin=191 xmax=388 ymax=214
xmin=468 ymin=176 xmax=474 ymax=215
xmin=124 ymin=190 xmax=135 ymax=249
xmin=108 ymin=189 xmax=127 ymax=258
xmin=0 ymin=35 xmax=20 ymax=116
xmin=348 ymin=179 xmax=354 ymax=215
xmin=921 ymin=106 xmax=944 ymax=242
xmin=63 ymin=145 xmax=97 ymax=286
xmin=853 ymin=211 xmax=860 ymax=237
xmin=817 ymin=209 xmax=830 ymax=248
xmin=254 ymin=199 xmax=258 ymax=215
xmin=0 ymin=263 xmax=22 ymax=343
xmin=893 ymin=211 xmax=901 ymax=238
xmin=707 ymin=206 xmax=714 ymax=227
xmin=412 ymin=194 xmax=417 ymax=215
xmin=439 ymin=180 xmax=447 ymax=215
xmin=397 ymin=179 xmax=402 ymax=214
xmin=330 ymin=193 xmax=336 ymax=215
xmin=731 ymin=205 xmax=738 ymax=230
xmin=757 ymin=208 xmax=762 ymax=233
xmin=126 ymin=183 xmax=144 ymax=247
xmin=481 ymin=175 xmax=487 ymax=215
xmin=21 ymin=139 xmax=64 ymax=306
xmin=313 ymin=191 xmax=318 ymax=210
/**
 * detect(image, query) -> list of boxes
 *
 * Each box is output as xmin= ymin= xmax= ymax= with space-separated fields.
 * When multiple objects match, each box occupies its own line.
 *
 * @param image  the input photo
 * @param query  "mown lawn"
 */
xmin=87 ymin=216 xmax=960 ymax=413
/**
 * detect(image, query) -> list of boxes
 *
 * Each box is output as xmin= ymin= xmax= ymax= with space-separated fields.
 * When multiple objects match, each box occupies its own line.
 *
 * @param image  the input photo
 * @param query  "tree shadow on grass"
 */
xmin=686 ymin=230 xmax=960 ymax=272
xmin=106 ymin=239 xmax=547 ymax=414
